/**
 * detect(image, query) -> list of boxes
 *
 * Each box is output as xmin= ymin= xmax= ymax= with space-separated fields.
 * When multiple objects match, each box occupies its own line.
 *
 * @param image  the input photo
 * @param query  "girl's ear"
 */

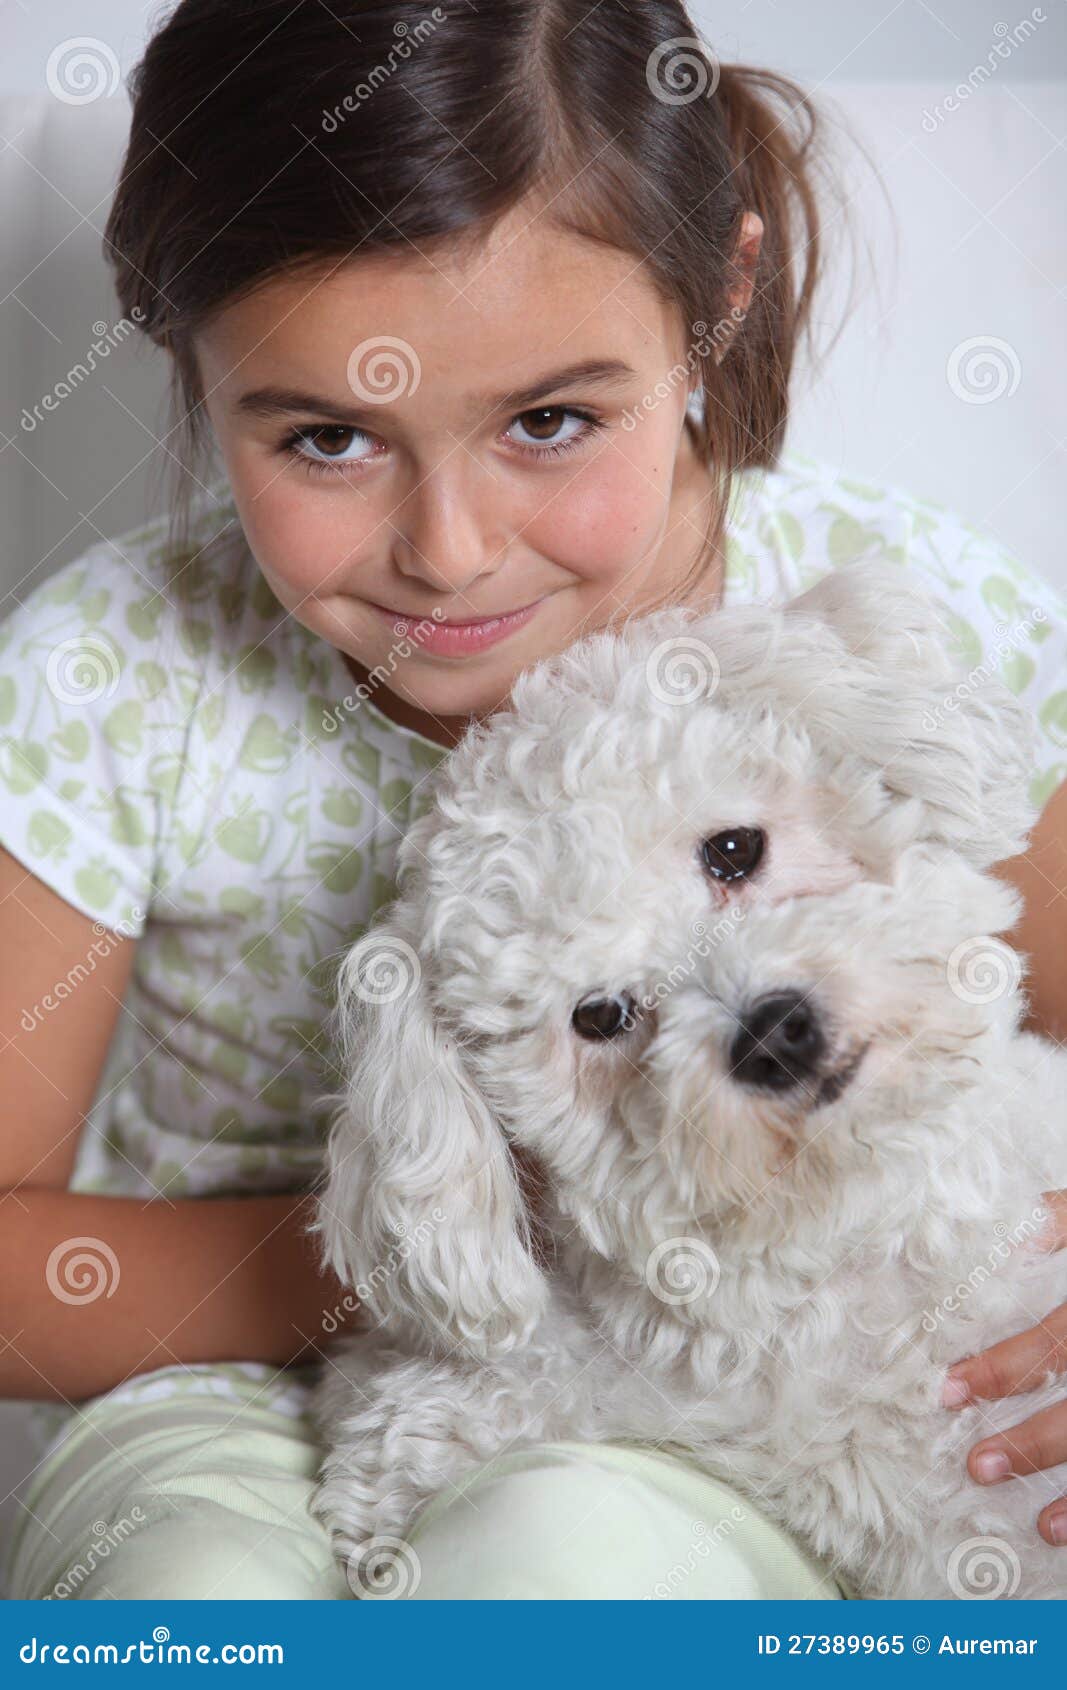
xmin=311 ymin=916 xmax=548 ymax=1361
xmin=783 ymin=560 xmax=1039 ymax=870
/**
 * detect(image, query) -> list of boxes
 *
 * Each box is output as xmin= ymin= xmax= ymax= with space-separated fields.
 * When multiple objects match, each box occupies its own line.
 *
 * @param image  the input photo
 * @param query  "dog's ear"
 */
xmin=311 ymin=912 xmax=548 ymax=1361
xmin=784 ymin=560 xmax=1039 ymax=868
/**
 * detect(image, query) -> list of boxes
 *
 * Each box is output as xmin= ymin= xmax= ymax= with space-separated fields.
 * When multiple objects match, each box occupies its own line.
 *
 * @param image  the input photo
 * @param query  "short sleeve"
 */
xmin=901 ymin=503 xmax=1067 ymax=814
xmin=0 ymin=536 xmax=186 ymax=936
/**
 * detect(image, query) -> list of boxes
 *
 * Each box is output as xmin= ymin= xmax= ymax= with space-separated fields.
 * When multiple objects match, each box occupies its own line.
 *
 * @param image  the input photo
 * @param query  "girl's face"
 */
xmin=195 ymin=201 xmax=730 ymax=745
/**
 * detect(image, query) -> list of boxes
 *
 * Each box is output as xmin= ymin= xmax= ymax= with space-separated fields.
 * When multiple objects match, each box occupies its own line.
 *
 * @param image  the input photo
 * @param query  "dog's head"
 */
xmin=315 ymin=561 xmax=1039 ymax=1358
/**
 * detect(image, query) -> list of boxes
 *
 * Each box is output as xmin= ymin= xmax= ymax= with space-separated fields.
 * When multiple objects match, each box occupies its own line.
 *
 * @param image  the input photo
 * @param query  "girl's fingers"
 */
xmin=1038 ymin=1497 xmax=1067 ymax=1547
xmin=941 ymin=1299 xmax=1067 ymax=1406
xmin=1033 ymin=1189 xmax=1067 ymax=1253
xmin=964 ymin=1395 xmax=1067 ymax=1487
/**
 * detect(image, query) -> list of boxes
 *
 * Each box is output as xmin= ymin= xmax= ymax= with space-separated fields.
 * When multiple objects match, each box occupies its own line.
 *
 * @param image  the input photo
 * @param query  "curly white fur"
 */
xmin=307 ymin=560 xmax=1067 ymax=1600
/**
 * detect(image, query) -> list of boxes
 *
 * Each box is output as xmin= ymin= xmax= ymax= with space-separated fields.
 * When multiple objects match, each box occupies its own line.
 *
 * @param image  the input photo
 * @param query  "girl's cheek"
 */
xmin=523 ymin=441 xmax=673 ymax=580
xmin=235 ymin=476 xmax=379 ymax=599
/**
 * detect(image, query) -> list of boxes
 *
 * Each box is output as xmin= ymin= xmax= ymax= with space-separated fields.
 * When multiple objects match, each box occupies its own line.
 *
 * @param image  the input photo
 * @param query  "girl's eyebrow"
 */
xmin=233 ymin=359 xmax=638 ymax=424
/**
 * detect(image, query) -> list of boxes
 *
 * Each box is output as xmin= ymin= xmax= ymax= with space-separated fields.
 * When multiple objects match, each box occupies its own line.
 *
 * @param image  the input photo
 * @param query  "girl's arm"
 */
xmin=0 ymin=845 xmax=360 ymax=1401
xmin=993 ymin=774 xmax=1067 ymax=1043
xmin=944 ymin=776 xmax=1067 ymax=1547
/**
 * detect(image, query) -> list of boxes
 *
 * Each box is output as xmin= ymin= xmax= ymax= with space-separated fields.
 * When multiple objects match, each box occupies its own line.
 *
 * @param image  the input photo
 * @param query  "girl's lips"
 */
xmin=368 ymin=596 xmax=546 ymax=656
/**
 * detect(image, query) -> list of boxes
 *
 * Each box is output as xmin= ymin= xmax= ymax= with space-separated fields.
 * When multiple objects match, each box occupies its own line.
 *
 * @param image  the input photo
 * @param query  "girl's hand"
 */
xmin=941 ymin=1190 xmax=1067 ymax=1547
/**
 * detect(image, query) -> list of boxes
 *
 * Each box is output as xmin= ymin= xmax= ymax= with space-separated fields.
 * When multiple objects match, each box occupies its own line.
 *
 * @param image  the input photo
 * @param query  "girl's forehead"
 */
xmin=194 ymin=210 xmax=687 ymax=385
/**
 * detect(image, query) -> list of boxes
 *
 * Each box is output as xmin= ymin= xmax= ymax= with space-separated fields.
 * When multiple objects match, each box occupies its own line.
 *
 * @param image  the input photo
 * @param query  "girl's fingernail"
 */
xmin=1048 ymin=1506 xmax=1067 ymax=1545
xmin=975 ymin=1449 xmax=1011 ymax=1482
xmin=941 ymin=1373 xmax=971 ymax=1408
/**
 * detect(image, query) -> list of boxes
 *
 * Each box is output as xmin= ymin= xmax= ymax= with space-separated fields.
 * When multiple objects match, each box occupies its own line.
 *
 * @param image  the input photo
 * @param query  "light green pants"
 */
xmin=5 ymin=1371 xmax=853 ymax=1601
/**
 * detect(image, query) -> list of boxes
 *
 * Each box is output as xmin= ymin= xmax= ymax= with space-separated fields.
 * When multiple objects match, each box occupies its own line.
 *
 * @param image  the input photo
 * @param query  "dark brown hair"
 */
xmin=104 ymin=0 xmax=831 ymax=598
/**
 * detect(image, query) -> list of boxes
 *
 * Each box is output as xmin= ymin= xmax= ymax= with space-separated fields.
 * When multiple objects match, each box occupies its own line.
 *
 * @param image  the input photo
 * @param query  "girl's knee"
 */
xmin=402 ymin=1445 xmax=844 ymax=1600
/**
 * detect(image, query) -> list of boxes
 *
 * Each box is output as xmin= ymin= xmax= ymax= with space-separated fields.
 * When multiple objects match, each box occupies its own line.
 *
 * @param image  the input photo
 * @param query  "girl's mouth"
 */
xmin=367 ymin=596 xmax=546 ymax=656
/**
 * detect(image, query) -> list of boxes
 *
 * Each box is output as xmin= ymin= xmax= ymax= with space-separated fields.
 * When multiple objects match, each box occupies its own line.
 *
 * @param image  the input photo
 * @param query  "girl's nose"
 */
xmin=392 ymin=468 xmax=505 ymax=602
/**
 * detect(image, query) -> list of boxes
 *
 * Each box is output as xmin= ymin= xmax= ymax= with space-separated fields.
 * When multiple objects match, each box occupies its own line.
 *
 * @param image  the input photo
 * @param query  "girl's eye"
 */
xmin=282 ymin=424 xmax=376 ymax=478
xmin=280 ymin=405 xmax=604 ymax=480
xmin=504 ymin=406 xmax=604 ymax=459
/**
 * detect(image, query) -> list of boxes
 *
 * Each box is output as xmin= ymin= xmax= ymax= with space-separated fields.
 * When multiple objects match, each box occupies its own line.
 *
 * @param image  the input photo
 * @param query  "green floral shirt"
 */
xmin=2 ymin=450 xmax=1064 ymax=1459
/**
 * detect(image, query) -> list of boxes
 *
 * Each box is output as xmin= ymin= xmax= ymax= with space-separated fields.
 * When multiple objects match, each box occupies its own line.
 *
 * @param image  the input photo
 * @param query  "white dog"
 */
xmin=308 ymin=560 xmax=1067 ymax=1600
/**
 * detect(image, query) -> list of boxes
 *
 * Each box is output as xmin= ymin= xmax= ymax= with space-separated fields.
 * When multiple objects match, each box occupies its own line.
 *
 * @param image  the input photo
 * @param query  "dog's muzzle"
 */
xmin=728 ymin=990 xmax=827 ymax=1095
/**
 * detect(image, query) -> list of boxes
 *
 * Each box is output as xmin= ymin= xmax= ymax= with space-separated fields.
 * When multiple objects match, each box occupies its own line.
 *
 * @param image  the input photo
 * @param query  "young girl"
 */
xmin=3 ymin=0 xmax=1066 ymax=1601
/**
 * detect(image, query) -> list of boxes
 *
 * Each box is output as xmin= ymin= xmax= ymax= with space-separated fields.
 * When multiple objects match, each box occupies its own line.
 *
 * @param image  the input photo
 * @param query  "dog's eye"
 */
xmin=700 ymin=826 xmax=765 ymax=881
xmin=572 ymin=991 xmax=638 ymax=1041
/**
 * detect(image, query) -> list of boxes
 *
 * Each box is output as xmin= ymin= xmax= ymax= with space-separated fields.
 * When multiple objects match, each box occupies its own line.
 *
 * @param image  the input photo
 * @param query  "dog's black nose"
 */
xmin=728 ymin=991 xmax=825 ymax=1091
